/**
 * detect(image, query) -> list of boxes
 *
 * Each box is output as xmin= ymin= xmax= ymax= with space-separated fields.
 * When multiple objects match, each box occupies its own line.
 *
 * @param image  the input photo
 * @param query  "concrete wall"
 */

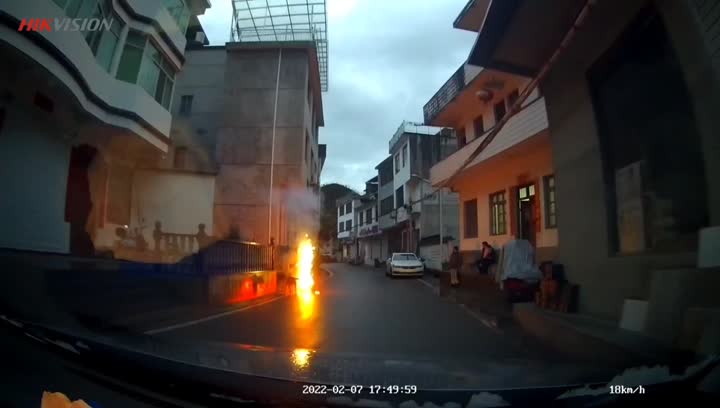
xmin=129 ymin=169 xmax=215 ymax=245
xmin=176 ymin=46 xmax=319 ymax=245
xmin=168 ymin=49 xmax=227 ymax=172
xmin=421 ymin=193 xmax=460 ymax=243
xmin=0 ymin=105 xmax=71 ymax=253
xmin=541 ymin=0 xmax=719 ymax=320
xmin=645 ymin=267 xmax=720 ymax=345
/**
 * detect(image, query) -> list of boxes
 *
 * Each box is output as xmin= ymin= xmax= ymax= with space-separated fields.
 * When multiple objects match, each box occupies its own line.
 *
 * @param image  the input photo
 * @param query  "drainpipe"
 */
xmin=268 ymin=48 xmax=282 ymax=245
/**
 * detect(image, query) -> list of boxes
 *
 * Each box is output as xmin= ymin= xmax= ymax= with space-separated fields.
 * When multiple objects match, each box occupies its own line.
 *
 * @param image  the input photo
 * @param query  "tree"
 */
xmin=318 ymin=183 xmax=357 ymax=242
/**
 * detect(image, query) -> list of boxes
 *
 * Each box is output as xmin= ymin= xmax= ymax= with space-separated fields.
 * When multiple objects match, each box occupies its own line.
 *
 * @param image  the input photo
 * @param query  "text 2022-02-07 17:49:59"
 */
xmin=301 ymin=385 xmax=418 ymax=395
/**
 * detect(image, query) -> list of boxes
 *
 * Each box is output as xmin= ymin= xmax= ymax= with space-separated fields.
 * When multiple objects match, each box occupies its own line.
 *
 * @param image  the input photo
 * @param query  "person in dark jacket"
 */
xmin=476 ymin=241 xmax=496 ymax=274
xmin=448 ymin=246 xmax=462 ymax=287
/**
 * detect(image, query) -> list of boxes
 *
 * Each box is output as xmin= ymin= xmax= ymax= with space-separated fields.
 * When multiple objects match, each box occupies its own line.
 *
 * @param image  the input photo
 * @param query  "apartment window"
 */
xmin=345 ymin=220 xmax=352 ymax=231
xmin=473 ymin=116 xmax=484 ymax=138
xmin=339 ymin=222 xmax=344 ymax=232
xmin=380 ymin=196 xmax=393 ymax=216
xmin=464 ymin=199 xmax=478 ymax=238
xmin=394 ymin=153 xmax=400 ymax=174
xmin=494 ymin=100 xmax=507 ymax=124
xmin=489 ymin=191 xmax=507 ymax=235
xmin=395 ymin=186 xmax=404 ymax=208
xmin=163 ymin=0 xmax=191 ymax=34
xmin=366 ymin=208 xmax=373 ymax=223
xmin=117 ymin=31 xmax=175 ymax=109
xmin=457 ymin=127 xmax=466 ymax=148
xmin=55 ymin=0 xmax=124 ymax=72
xmin=402 ymin=144 xmax=407 ymax=168
xmin=544 ymin=175 xmax=557 ymax=228
xmin=358 ymin=211 xmax=364 ymax=226
xmin=173 ymin=146 xmax=187 ymax=169
xmin=346 ymin=202 xmax=352 ymax=214
xmin=179 ymin=95 xmax=193 ymax=116
xmin=339 ymin=205 xmax=344 ymax=216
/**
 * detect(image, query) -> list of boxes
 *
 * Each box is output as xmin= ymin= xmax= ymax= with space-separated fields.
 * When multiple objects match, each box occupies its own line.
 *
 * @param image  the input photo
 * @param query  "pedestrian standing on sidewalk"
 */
xmin=448 ymin=246 xmax=462 ymax=287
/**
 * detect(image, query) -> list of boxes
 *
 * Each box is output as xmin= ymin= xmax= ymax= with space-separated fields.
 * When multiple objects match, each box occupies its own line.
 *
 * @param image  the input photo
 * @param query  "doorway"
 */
xmin=517 ymin=183 xmax=537 ymax=246
xmin=65 ymin=144 xmax=98 ymax=256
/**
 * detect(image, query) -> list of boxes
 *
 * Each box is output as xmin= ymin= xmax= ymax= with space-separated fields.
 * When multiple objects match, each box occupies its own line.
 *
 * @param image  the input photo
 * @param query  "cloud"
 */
xmin=199 ymin=0 xmax=476 ymax=192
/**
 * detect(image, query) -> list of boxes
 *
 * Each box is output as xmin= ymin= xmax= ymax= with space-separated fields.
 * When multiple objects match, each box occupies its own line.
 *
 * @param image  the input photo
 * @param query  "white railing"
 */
xmin=430 ymin=97 xmax=549 ymax=185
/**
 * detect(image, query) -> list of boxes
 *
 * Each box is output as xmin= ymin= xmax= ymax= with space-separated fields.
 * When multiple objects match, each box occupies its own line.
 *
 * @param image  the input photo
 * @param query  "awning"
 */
xmin=467 ymin=0 xmax=586 ymax=75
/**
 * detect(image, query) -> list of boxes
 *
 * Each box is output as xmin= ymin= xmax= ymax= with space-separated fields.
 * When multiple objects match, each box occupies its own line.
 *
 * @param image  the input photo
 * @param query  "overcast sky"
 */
xmin=199 ymin=0 xmax=476 ymax=192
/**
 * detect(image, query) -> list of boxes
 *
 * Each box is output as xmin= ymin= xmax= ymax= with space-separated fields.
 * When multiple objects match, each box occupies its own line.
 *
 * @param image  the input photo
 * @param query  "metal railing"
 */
xmin=423 ymin=64 xmax=465 ymax=124
xmin=199 ymin=240 xmax=274 ymax=275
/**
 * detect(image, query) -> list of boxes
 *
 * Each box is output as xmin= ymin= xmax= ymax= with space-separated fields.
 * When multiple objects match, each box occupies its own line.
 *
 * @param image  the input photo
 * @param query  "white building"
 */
xmin=0 ymin=0 xmax=210 ymax=255
xmin=336 ymin=193 xmax=360 ymax=261
xmin=376 ymin=121 xmax=459 ymax=270
xmin=355 ymin=177 xmax=382 ymax=266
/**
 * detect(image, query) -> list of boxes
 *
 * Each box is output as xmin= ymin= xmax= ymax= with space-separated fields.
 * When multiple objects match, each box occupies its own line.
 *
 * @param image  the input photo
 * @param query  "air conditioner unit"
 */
xmin=195 ymin=31 xmax=206 ymax=44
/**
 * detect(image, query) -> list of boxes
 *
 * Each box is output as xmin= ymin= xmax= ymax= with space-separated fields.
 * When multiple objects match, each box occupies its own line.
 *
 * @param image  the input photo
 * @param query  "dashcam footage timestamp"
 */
xmin=302 ymin=385 xmax=418 ymax=395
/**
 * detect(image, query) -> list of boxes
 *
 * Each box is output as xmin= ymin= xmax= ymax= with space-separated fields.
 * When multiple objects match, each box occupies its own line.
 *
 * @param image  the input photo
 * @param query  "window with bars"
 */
xmin=366 ymin=208 xmax=373 ymax=223
xmin=358 ymin=211 xmax=364 ymax=226
xmin=544 ymin=175 xmax=557 ymax=228
xmin=464 ymin=199 xmax=478 ymax=238
xmin=489 ymin=191 xmax=507 ymax=235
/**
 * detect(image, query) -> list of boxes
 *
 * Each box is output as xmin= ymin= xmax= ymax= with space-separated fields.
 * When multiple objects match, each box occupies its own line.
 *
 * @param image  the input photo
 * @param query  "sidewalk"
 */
xmin=437 ymin=270 xmax=511 ymax=328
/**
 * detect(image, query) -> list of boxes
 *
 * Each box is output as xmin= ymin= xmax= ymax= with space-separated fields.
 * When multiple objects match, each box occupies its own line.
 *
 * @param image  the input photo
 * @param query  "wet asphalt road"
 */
xmin=155 ymin=263 xmax=545 ymax=365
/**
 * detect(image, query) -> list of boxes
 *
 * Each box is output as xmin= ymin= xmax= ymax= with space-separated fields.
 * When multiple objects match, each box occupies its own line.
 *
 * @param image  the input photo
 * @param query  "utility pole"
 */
xmin=268 ymin=48 xmax=282 ymax=245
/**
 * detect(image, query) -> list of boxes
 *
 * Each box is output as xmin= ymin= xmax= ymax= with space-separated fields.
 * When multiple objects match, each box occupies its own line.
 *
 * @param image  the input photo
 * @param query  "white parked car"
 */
xmin=386 ymin=253 xmax=425 ymax=277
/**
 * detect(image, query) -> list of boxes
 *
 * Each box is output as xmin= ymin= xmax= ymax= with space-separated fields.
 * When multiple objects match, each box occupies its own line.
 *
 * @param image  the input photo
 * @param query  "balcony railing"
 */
xmin=423 ymin=65 xmax=465 ymax=124
xmin=430 ymin=96 xmax=549 ymax=185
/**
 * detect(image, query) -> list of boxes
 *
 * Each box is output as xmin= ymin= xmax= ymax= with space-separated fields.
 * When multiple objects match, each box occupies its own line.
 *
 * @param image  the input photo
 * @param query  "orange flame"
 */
xmin=296 ymin=237 xmax=315 ymax=320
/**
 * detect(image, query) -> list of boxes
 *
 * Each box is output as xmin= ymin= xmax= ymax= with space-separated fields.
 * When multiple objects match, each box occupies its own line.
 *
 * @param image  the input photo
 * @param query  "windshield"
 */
xmin=1 ymin=0 xmax=718 ymax=405
xmin=393 ymin=254 xmax=418 ymax=261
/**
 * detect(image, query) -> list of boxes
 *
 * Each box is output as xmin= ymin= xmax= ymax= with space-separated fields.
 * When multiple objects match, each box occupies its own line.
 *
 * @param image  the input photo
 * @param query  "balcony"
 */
xmin=423 ymin=63 xmax=482 ymax=125
xmin=430 ymin=96 xmax=549 ymax=186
